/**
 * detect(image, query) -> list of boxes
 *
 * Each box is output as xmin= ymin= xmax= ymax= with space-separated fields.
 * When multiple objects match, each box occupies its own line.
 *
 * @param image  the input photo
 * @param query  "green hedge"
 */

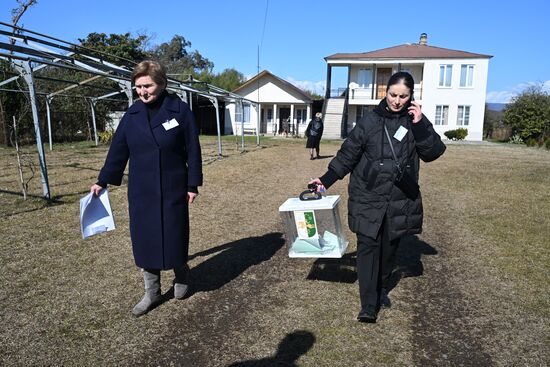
xmin=444 ymin=128 xmax=468 ymax=141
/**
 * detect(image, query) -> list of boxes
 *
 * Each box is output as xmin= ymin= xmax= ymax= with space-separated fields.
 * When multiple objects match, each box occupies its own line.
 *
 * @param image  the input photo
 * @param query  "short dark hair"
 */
xmin=132 ymin=60 xmax=167 ymax=87
xmin=386 ymin=71 xmax=415 ymax=93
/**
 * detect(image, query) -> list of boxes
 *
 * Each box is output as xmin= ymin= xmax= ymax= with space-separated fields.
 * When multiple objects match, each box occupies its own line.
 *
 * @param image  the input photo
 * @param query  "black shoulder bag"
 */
xmin=384 ymin=124 xmax=420 ymax=200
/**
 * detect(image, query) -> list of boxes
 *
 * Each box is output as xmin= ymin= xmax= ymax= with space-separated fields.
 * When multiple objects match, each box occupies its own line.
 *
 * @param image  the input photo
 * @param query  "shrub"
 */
xmin=525 ymin=138 xmax=538 ymax=147
xmin=98 ymin=130 xmax=114 ymax=144
xmin=503 ymin=85 xmax=550 ymax=142
xmin=509 ymin=134 xmax=524 ymax=144
xmin=444 ymin=128 xmax=468 ymax=141
xmin=544 ymin=137 xmax=550 ymax=150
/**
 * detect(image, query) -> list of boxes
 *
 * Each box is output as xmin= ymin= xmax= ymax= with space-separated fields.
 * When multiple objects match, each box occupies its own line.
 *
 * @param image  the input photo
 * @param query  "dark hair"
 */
xmin=132 ymin=60 xmax=167 ymax=88
xmin=386 ymin=71 xmax=414 ymax=93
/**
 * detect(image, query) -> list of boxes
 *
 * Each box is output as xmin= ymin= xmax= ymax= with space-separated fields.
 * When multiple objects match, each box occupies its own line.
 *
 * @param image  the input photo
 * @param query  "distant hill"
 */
xmin=487 ymin=103 xmax=507 ymax=112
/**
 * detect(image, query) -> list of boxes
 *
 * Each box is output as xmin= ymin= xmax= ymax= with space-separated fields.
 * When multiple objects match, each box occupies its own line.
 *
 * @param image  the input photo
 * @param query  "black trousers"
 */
xmin=356 ymin=215 xmax=400 ymax=309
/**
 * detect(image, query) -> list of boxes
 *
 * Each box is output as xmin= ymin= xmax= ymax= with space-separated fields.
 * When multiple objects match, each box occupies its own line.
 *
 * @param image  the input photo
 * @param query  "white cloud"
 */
xmin=285 ymin=77 xmax=326 ymax=96
xmin=486 ymin=80 xmax=550 ymax=103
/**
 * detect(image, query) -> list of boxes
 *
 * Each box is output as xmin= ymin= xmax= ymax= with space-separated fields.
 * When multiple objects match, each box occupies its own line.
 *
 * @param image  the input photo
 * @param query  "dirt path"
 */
xmin=1 ymin=140 xmax=547 ymax=366
xmin=127 ymin=141 xmax=504 ymax=366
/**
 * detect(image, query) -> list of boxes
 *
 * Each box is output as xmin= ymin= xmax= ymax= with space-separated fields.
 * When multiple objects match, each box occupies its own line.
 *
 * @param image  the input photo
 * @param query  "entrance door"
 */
xmin=279 ymin=107 xmax=290 ymax=134
xmin=376 ymin=68 xmax=392 ymax=99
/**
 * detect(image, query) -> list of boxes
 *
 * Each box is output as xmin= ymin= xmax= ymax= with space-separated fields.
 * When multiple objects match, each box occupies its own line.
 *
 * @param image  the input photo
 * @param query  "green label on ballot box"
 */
xmin=294 ymin=210 xmax=318 ymax=239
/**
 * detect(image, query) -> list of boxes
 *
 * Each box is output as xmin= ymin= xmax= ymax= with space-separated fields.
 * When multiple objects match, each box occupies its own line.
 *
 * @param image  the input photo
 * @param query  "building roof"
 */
xmin=233 ymin=70 xmax=313 ymax=102
xmin=325 ymin=43 xmax=492 ymax=61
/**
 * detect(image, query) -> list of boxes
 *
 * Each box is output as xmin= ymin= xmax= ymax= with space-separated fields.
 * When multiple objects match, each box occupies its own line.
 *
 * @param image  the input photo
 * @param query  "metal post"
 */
xmin=89 ymin=98 xmax=99 ymax=146
xmin=209 ymin=97 xmax=222 ymax=157
xmin=45 ymin=96 xmax=53 ymax=150
xmin=290 ymin=104 xmax=295 ymax=136
xmin=256 ymin=103 xmax=260 ymax=146
xmin=240 ymin=100 xmax=245 ymax=150
xmin=19 ymin=61 xmax=51 ymax=199
xmin=120 ymin=80 xmax=133 ymax=107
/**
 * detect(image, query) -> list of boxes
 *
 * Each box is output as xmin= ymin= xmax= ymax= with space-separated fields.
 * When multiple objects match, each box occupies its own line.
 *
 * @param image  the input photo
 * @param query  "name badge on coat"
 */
xmin=162 ymin=118 xmax=179 ymax=130
xmin=393 ymin=126 xmax=408 ymax=141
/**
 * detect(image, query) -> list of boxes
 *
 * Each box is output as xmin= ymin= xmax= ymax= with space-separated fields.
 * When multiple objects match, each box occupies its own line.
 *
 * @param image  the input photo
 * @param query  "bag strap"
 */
xmin=383 ymin=124 xmax=401 ymax=172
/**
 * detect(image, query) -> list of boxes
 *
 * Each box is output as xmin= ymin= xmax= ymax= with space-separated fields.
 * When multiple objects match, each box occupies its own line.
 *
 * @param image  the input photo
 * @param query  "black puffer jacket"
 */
xmin=320 ymin=99 xmax=446 ymax=240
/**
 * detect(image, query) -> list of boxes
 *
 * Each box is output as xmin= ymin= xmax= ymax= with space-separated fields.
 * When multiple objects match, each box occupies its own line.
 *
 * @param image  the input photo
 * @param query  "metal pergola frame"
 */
xmin=0 ymin=22 xmax=260 ymax=199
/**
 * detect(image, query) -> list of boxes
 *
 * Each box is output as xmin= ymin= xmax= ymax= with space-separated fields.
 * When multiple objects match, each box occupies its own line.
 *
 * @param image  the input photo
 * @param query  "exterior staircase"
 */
xmin=322 ymin=97 xmax=346 ymax=139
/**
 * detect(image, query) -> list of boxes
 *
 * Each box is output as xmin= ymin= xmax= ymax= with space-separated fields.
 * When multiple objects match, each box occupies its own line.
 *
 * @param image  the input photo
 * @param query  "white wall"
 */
xmin=226 ymin=102 xmax=260 ymax=135
xmin=344 ymin=59 xmax=489 ymax=141
xmin=422 ymin=58 xmax=489 ymax=141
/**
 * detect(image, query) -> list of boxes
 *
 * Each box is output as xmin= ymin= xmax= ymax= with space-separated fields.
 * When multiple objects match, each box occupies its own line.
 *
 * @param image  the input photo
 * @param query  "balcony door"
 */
xmin=376 ymin=68 xmax=392 ymax=99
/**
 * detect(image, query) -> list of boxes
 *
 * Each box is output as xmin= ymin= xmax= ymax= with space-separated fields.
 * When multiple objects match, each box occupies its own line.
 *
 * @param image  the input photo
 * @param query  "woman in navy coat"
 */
xmin=90 ymin=60 xmax=203 ymax=316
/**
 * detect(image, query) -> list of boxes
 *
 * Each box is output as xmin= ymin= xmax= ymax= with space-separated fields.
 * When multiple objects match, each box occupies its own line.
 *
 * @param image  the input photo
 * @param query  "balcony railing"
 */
xmin=349 ymin=83 xmax=423 ymax=101
xmin=329 ymin=88 xmax=348 ymax=98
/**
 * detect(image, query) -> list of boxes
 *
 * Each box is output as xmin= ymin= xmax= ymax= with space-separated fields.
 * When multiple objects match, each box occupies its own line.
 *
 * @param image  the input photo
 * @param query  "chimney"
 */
xmin=419 ymin=33 xmax=428 ymax=45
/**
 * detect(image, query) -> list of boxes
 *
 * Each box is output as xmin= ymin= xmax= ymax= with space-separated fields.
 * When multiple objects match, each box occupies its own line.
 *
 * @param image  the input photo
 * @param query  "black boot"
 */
xmin=357 ymin=305 xmax=378 ymax=323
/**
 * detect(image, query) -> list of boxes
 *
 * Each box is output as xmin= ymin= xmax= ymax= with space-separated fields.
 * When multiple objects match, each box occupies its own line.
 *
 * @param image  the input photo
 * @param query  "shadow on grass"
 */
xmin=187 ymin=232 xmax=285 ymax=294
xmin=228 ymin=330 xmax=316 ymax=367
xmin=307 ymin=252 xmax=358 ymax=283
xmin=305 ymin=235 xmax=437 ymax=289
xmin=313 ymin=154 xmax=334 ymax=160
xmin=387 ymin=235 xmax=438 ymax=291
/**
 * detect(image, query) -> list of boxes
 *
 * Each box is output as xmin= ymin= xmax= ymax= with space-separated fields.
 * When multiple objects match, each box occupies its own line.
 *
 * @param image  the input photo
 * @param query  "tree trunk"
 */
xmin=0 ymin=99 xmax=11 ymax=146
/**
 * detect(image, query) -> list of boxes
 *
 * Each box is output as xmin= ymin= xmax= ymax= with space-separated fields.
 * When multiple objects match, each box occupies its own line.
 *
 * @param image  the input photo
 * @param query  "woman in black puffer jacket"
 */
xmin=309 ymin=72 xmax=445 ymax=323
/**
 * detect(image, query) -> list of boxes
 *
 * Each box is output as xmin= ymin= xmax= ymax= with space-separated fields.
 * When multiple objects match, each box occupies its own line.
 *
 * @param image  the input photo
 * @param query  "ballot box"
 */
xmin=278 ymin=195 xmax=348 ymax=258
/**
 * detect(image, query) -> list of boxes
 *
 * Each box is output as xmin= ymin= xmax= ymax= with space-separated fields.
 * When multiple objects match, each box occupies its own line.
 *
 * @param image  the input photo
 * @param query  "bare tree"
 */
xmin=4 ymin=1 xmax=38 ymax=197
xmin=0 ymin=1 xmax=38 ymax=145
xmin=11 ymin=0 xmax=39 ymax=27
xmin=12 ymin=115 xmax=35 ymax=200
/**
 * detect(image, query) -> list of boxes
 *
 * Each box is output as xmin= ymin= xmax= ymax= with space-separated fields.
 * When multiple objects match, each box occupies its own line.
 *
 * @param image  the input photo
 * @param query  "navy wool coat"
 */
xmin=98 ymin=93 xmax=203 ymax=269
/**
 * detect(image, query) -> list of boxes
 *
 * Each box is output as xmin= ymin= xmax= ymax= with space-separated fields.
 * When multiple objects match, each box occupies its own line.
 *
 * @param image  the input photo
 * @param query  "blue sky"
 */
xmin=3 ymin=0 xmax=549 ymax=103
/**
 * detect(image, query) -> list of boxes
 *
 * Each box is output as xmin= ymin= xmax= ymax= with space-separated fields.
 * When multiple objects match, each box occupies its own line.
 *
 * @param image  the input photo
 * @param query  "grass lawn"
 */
xmin=0 ymin=137 xmax=548 ymax=366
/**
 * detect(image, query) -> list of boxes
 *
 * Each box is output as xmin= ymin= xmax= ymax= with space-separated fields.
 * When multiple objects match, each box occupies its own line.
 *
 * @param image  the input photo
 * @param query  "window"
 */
xmin=460 ymin=65 xmax=474 ymax=87
xmin=357 ymin=68 xmax=372 ymax=88
xmin=295 ymin=108 xmax=307 ymax=124
xmin=434 ymin=105 xmax=449 ymax=125
xmin=457 ymin=105 xmax=470 ymax=126
xmin=266 ymin=108 xmax=273 ymax=123
xmin=235 ymin=103 xmax=243 ymax=122
xmin=243 ymin=104 xmax=250 ymax=123
xmin=439 ymin=64 xmax=452 ymax=87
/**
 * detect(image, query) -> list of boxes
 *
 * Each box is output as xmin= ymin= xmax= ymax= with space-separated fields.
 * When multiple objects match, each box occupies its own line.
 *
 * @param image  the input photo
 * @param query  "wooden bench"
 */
xmin=240 ymin=127 xmax=257 ymax=135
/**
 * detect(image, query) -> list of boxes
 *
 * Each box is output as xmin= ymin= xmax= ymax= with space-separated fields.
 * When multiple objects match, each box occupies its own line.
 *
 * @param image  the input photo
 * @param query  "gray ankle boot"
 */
xmin=132 ymin=269 xmax=162 ymax=317
xmin=173 ymin=265 xmax=189 ymax=300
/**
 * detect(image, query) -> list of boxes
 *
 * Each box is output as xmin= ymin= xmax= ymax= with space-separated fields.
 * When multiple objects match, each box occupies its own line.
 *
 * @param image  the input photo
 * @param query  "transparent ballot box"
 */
xmin=279 ymin=195 xmax=348 ymax=258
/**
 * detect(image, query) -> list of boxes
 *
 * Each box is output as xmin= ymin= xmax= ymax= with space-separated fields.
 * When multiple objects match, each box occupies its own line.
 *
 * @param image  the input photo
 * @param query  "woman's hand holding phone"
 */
xmin=408 ymin=101 xmax=422 ymax=123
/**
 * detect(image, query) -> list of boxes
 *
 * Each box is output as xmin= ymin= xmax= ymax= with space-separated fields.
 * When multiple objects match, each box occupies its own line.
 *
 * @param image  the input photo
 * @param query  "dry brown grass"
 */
xmin=0 ymin=138 xmax=548 ymax=366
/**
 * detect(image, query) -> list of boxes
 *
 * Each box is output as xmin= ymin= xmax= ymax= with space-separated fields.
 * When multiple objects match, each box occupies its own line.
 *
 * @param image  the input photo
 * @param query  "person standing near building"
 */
xmin=309 ymin=72 xmax=445 ymax=323
xmin=305 ymin=112 xmax=324 ymax=159
xmin=90 ymin=60 xmax=203 ymax=317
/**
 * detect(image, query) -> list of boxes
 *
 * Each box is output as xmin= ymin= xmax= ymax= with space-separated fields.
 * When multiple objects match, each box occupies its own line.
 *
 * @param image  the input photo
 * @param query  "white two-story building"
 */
xmin=323 ymin=33 xmax=492 ymax=141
